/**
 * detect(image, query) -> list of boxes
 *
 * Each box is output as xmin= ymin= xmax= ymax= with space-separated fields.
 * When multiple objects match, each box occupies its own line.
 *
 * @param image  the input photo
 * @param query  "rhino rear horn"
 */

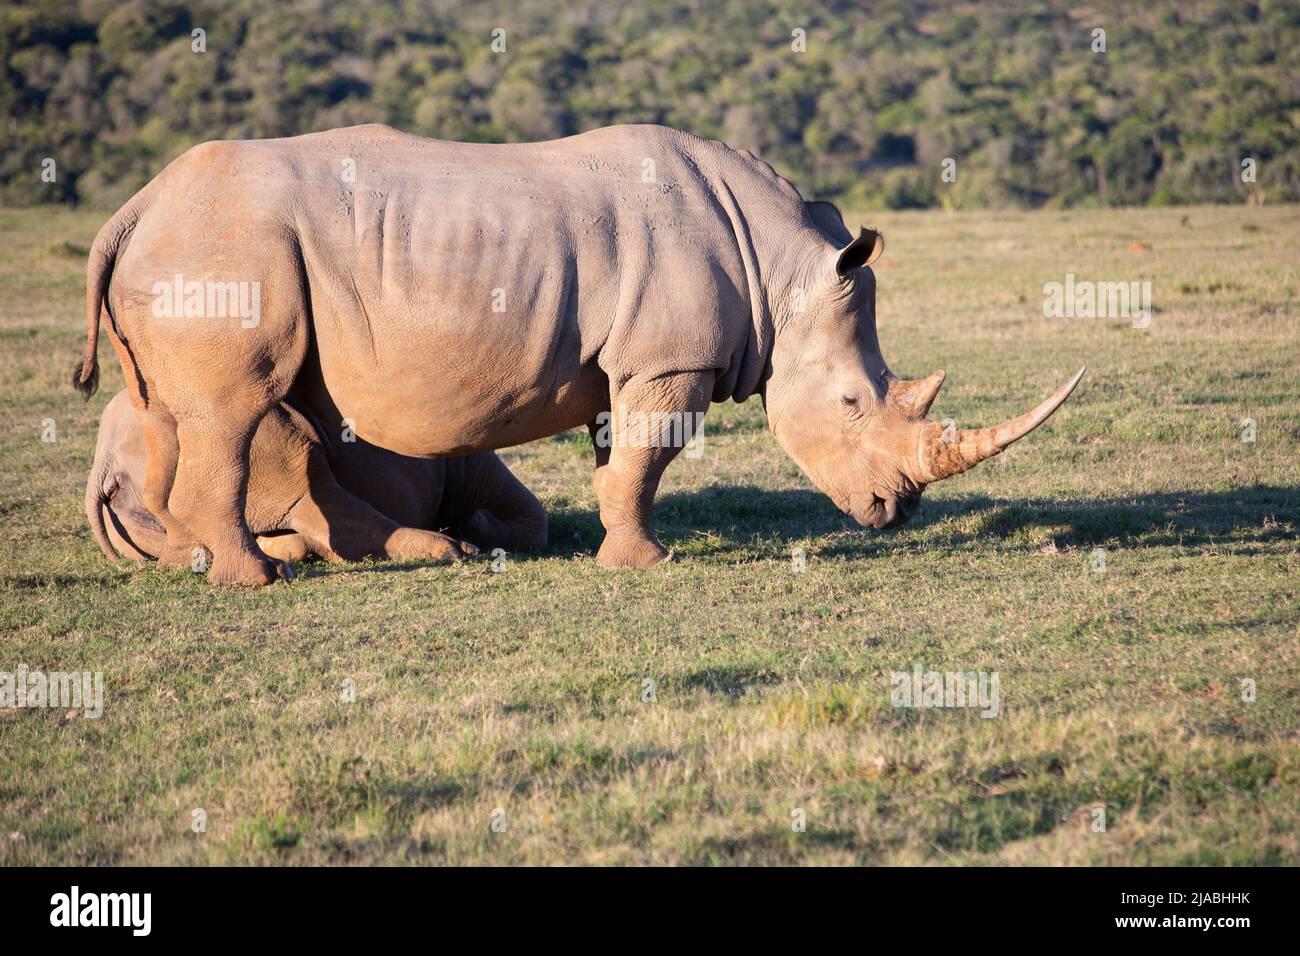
xmin=886 ymin=370 xmax=946 ymax=419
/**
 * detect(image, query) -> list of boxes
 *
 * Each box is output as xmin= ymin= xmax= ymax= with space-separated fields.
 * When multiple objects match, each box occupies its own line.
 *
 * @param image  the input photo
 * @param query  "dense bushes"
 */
xmin=3 ymin=0 xmax=1297 ymax=209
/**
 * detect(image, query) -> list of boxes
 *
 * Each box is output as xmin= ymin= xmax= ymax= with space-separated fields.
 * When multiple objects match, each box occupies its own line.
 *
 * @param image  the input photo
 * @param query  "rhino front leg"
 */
xmin=593 ymin=372 xmax=711 ymax=569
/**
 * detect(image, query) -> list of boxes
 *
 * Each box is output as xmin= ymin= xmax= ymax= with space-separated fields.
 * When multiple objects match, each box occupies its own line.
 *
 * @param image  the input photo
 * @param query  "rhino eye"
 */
xmin=840 ymin=394 xmax=859 ymax=407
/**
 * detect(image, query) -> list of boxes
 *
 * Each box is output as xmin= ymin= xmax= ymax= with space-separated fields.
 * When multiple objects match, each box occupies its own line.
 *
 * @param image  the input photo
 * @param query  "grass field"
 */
xmin=1 ymin=202 xmax=1297 ymax=865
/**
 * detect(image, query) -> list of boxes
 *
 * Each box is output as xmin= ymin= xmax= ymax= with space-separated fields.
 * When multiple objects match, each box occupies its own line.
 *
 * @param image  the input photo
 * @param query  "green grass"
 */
xmin=1 ymin=203 xmax=1297 ymax=865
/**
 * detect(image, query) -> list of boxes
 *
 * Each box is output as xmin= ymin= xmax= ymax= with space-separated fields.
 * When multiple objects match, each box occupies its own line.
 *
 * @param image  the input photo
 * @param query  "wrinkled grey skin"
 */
xmin=76 ymin=123 xmax=1080 ymax=584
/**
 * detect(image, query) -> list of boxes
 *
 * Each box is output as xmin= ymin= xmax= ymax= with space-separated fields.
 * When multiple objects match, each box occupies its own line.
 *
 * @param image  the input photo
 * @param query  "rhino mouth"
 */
xmin=847 ymin=489 xmax=921 ymax=530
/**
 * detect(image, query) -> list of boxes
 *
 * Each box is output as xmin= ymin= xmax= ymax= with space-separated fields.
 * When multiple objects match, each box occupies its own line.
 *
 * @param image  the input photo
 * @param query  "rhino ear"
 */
xmin=835 ymin=228 xmax=884 ymax=277
xmin=805 ymin=200 xmax=854 ymax=246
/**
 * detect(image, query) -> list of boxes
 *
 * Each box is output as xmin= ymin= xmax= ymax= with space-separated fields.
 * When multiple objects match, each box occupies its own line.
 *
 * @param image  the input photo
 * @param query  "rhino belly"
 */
xmin=302 ymin=303 xmax=609 ymax=458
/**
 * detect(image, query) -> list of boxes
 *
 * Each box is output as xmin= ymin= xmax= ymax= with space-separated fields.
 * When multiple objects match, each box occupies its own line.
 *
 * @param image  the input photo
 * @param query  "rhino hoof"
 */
xmin=384 ymin=527 xmax=467 ymax=564
xmin=208 ymin=553 xmax=292 ymax=587
xmin=596 ymin=534 xmax=670 ymax=569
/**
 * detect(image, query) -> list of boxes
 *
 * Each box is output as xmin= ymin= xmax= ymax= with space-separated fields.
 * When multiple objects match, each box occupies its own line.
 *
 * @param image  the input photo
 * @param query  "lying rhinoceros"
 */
xmin=74 ymin=123 xmax=1082 ymax=585
xmin=86 ymin=390 xmax=547 ymax=567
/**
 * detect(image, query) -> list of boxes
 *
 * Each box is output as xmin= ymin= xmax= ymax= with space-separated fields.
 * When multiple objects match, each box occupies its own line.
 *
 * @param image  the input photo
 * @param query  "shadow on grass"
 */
xmin=686 ymin=827 xmax=865 ymax=863
xmin=65 ymin=482 xmax=1290 ymax=585
xmin=679 ymin=664 xmax=781 ymax=699
xmin=552 ymin=483 xmax=1299 ymax=561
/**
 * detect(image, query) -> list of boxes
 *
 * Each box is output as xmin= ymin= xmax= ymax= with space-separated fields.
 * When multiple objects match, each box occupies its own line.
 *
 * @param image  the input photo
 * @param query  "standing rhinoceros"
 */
xmin=74 ymin=123 xmax=1082 ymax=585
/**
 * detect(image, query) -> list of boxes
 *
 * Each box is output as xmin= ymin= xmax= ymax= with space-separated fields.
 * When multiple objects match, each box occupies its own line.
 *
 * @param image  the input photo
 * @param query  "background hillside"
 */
xmin=4 ymin=0 xmax=1298 ymax=210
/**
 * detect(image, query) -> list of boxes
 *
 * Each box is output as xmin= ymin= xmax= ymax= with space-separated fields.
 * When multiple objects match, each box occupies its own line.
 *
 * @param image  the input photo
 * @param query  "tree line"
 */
xmin=3 ymin=0 xmax=1296 ymax=209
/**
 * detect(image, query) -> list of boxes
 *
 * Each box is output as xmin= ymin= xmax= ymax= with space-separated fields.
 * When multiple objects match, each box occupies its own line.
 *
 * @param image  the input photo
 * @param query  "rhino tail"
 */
xmin=74 ymin=188 xmax=153 ymax=401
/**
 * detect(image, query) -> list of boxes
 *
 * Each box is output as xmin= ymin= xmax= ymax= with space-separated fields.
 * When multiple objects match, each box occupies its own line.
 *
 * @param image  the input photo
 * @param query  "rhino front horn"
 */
xmin=915 ymin=366 xmax=1087 ymax=482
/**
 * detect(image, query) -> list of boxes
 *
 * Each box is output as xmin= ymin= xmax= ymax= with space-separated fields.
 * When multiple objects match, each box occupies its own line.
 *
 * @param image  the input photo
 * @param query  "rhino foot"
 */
xmin=384 ymin=527 xmax=477 ymax=563
xmin=596 ymin=533 xmax=670 ymax=569
xmin=156 ymin=540 xmax=205 ymax=570
xmin=207 ymin=552 xmax=293 ymax=587
xmin=257 ymin=533 xmax=310 ymax=563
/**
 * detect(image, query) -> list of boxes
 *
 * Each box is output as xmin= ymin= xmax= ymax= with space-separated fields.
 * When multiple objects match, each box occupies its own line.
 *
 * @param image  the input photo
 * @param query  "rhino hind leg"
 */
xmin=592 ymin=372 xmax=712 ymax=569
xmin=168 ymin=411 xmax=293 ymax=587
xmin=455 ymin=509 xmax=543 ymax=553
xmin=229 ymin=402 xmax=471 ymax=566
xmin=269 ymin=430 xmax=474 ymax=565
xmin=285 ymin=473 xmax=474 ymax=565
xmin=448 ymin=453 xmax=548 ymax=554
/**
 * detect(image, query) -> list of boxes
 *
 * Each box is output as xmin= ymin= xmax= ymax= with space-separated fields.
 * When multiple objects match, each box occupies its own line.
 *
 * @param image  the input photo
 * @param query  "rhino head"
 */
xmin=764 ymin=209 xmax=1085 ymax=531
